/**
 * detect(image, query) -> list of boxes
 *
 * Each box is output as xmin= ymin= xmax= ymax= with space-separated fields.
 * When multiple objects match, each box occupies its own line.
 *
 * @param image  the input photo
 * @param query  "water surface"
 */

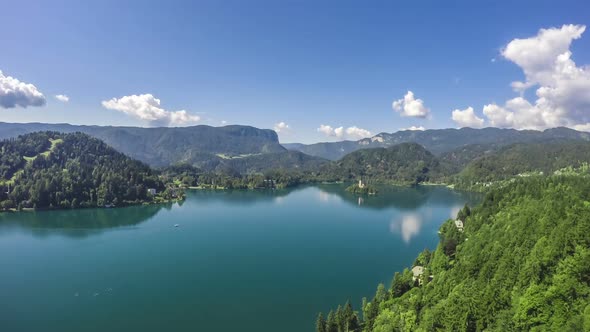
xmin=0 ymin=184 xmax=479 ymax=332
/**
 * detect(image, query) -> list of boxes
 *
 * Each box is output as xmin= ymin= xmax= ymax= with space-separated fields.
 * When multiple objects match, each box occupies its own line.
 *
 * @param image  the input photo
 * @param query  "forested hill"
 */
xmin=286 ymin=127 xmax=590 ymax=160
xmin=0 ymin=122 xmax=285 ymax=167
xmin=318 ymin=174 xmax=590 ymax=331
xmin=0 ymin=132 xmax=173 ymax=211
xmin=454 ymin=141 xmax=590 ymax=188
xmin=319 ymin=143 xmax=441 ymax=185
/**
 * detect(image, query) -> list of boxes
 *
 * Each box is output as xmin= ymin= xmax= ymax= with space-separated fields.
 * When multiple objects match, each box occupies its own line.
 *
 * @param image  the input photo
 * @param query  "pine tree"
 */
xmin=326 ymin=310 xmax=338 ymax=332
xmin=361 ymin=297 xmax=369 ymax=322
xmin=336 ymin=305 xmax=345 ymax=332
xmin=375 ymin=283 xmax=387 ymax=302
xmin=349 ymin=314 xmax=360 ymax=332
xmin=316 ymin=312 xmax=327 ymax=332
xmin=364 ymin=299 xmax=380 ymax=331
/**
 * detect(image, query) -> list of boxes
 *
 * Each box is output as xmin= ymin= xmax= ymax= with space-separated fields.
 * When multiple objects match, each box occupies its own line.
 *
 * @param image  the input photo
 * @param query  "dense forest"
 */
xmin=320 ymin=143 xmax=442 ymax=185
xmin=160 ymin=163 xmax=313 ymax=190
xmin=160 ymin=140 xmax=590 ymax=190
xmin=0 ymin=132 xmax=181 ymax=211
xmin=160 ymin=142 xmax=444 ymax=190
xmin=317 ymin=173 xmax=590 ymax=331
xmin=453 ymin=141 xmax=590 ymax=188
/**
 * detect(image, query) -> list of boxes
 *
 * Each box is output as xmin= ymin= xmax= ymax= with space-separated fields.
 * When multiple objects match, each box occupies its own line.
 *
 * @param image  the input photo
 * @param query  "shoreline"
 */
xmin=0 ymin=196 xmax=185 ymax=214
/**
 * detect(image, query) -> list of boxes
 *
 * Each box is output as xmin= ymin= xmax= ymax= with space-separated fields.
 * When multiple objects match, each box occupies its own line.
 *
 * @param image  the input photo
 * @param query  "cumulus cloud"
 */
xmin=273 ymin=121 xmax=290 ymax=133
xmin=101 ymin=94 xmax=199 ymax=126
xmin=452 ymin=107 xmax=485 ymax=128
xmin=401 ymin=126 xmax=426 ymax=131
xmin=318 ymin=124 xmax=344 ymax=138
xmin=317 ymin=124 xmax=371 ymax=140
xmin=0 ymin=70 xmax=46 ymax=108
xmin=392 ymin=91 xmax=430 ymax=118
xmin=503 ymin=24 xmax=585 ymax=91
xmin=481 ymin=24 xmax=590 ymax=130
xmin=345 ymin=126 xmax=372 ymax=139
xmin=55 ymin=94 xmax=69 ymax=102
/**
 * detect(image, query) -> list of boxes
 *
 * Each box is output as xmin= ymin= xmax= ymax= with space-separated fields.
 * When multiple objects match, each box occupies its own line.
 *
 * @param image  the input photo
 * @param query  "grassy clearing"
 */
xmin=1 ymin=138 xmax=64 ymax=186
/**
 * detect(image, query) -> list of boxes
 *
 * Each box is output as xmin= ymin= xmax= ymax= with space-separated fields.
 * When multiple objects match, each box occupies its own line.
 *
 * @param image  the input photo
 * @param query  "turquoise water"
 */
xmin=0 ymin=184 xmax=479 ymax=332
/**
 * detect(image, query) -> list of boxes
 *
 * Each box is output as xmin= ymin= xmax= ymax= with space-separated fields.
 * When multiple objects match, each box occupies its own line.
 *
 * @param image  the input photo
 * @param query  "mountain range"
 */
xmin=0 ymin=122 xmax=287 ymax=169
xmin=2 ymin=122 xmax=590 ymax=179
xmin=284 ymin=127 xmax=590 ymax=160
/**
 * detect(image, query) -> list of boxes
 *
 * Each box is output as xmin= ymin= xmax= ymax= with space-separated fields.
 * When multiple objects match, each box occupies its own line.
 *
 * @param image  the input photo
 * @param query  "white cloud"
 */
xmin=392 ymin=91 xmax=430 ymax=118
xmin=101 ymin=94 xmax=199 ymax=126
xmin=345 ymin=126 xmax=372 ymax=139
xmin=221 ymin=120 xmax=227 ymax=125
xmin=502 ymin=24 xmax=585 ymax=90
xmin=573 ymin=123 xmax=590 ymax=132
xmin=318 ymin=124 xmax=343 ymax=138
xmin=401 ymin=126 xmax=426 ymax=131
xmin=452 ymin=107 xmax=485 ymax=128
xmin=55 ymin=94 xmax=69 ymax=102
xmin=168 ymin=110 xmax=198 ymax=126
xmin=273 ymin=121 xmax=290 ymax=133
xmin=317 ymin=124 xmax=333 ymax=136
xmin=317 ymin=124 xmax=371 ymax=139
xmin=480 ymin=24 xmax=590 ymax=130
xmin=0 ymin=70 xmax=46 ymax=108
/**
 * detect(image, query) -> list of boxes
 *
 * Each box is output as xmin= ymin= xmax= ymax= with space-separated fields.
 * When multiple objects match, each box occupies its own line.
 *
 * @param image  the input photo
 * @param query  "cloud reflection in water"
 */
xmin=318 ymin=190 xmax=341 ymax=203
xmin=389 ymin=213 xmax=423 ymax=244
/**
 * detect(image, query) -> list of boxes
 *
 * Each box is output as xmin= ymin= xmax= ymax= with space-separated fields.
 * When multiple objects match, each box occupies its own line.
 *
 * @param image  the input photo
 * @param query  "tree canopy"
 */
xmin=318 ymin=173 xmax=590 ymax=331
xmin=0 ymin=132 xmax=180 ymax=211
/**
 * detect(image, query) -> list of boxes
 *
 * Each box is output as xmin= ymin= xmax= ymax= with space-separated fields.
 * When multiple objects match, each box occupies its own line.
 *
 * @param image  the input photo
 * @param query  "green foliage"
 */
xmin=390 ymin=270 xmax=412 ymax=298
xmin=317 ymin=301 xmax=361 ymax=332
xmin=321 ymin=143 xmax=442 ymax=185
xmin=455 ymin=141 xmax=590 ymax=189
xmin=316 ymin=312 xmax=327 ymax=332
xmin=161 ymin=165 xmax=316 ymax=190
xmin=319 ymin=174 xmax=590 ymax=331
xmin=345 ymin=183 xmax=378 ymax=195
xmin=0 ymin=132 xmax=179 ymax=211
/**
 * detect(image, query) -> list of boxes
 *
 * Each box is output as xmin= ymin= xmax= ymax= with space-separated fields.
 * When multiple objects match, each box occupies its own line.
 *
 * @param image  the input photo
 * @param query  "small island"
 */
xmin=346 ymin=180 xmax=378 ymax=195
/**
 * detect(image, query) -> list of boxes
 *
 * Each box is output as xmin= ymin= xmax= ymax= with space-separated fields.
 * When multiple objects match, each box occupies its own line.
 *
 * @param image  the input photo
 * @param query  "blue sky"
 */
xmin=1 ymin=0 xmax=589 ymax=143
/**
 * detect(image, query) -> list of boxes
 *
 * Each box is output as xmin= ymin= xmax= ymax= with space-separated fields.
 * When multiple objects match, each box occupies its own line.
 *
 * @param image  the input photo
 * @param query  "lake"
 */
xmin=0 ymin=184 xmax=480 ymax=332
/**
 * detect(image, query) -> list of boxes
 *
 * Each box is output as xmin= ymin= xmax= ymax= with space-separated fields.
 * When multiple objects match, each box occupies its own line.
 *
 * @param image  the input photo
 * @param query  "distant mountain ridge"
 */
xmin=285 ymin=127 xmax=590 ymax=160
xmin=0 ymin=122 xmax=286 ymax=167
